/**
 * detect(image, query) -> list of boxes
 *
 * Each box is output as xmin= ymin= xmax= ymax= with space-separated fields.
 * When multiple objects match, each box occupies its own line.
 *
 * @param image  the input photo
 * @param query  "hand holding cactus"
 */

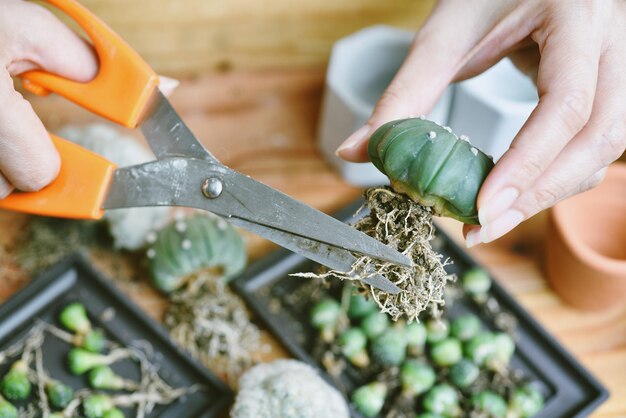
xmin=337 ymin=0 xmax=626 ymax=245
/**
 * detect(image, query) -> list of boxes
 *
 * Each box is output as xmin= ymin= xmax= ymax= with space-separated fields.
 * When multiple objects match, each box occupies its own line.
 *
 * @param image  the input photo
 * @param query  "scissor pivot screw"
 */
xmin=202 ymin=177 xmax=223 ymax=199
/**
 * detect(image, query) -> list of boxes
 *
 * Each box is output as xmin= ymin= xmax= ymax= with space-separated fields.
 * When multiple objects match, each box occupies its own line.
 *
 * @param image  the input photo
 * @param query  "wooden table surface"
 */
xmin=1 ymin=70 xmax=625 ymax=417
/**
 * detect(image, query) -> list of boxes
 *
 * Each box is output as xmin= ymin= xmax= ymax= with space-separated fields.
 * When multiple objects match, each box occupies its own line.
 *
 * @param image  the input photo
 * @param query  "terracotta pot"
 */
xmin=546 ymin=163 xmax=626 ymax=311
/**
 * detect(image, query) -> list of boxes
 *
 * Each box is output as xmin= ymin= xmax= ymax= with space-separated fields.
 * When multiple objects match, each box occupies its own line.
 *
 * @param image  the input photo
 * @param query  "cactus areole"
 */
xmin=369 ymin=118 xmax=494 ymax=224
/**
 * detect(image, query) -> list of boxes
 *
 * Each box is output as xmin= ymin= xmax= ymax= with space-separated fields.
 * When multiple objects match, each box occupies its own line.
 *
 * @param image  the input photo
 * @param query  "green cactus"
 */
xmin=471 ymin=391 xmax=508 ymax=418
xmin=361 ymin=311 xmax=390 ymax=340
xmin=450 ymin=314 xmax=482 ymax=342
xmin=372 ymin=326 xmax=407 ymax=367
xmin=368 ymin=118 xmax=494 ymax=224
xmin=1 ymin=360 xmax=31 ymax=401
xmin=310 ymin=298 xmax=342 ymax=343
xmin=46 ymin=380 xmax=74 ymax=409
xmin=430 ymin=337 xmax=463 ymax=367
xmin=147 ymin=213 xmax=247 ymax=293
xmin=348 ymin=293 xmax=377 ymax=320
xmin=352 ymin=382 xmax=387 ymax=418
xmin=339 ymin=328 xmax=370 ymax=367
xmin=400 ymin=360 xmax=436 ymax=397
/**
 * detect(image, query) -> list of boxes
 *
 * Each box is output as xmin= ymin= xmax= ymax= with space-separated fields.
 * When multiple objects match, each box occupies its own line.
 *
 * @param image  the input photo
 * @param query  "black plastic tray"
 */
xmin=0 ymin=253 xmax=232 ymax=418
xmin=232 ymin=201 xmax=608 ymax=418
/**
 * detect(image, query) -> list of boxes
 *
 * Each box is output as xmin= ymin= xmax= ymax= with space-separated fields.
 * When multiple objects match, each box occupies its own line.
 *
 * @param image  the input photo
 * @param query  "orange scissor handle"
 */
xmin=0 ymin=135 xmax=116 ymax=219
xmin=20 ymin=0 xmax=159 ymax=128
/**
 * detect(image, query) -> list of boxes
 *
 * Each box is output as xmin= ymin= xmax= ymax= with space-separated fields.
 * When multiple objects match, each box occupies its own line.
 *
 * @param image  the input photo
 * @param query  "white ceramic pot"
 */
xmin=318 ymin=25 xmax=453 ymax=186
xmin=447 ymin=58 xmax=538 ymax=161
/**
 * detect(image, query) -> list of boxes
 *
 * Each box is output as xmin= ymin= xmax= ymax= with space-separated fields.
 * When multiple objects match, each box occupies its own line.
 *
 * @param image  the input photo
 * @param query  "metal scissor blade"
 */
xmin=103 ymin=158 xmax=412 ymax=269
xmin=225 ymin=217 xmax=400 ymax=294
xmin=139 ymin=91 xmax=219 ymax=163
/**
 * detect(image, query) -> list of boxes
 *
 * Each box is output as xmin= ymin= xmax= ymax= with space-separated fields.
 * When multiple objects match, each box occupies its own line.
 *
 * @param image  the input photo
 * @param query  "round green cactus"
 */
xmin=147 ymin=213 xmax=247 ymax=293
xmin=471 ymin=391 xmax=508 ymax=418
xmin=400 ymin=360 xmax=436 ymax=397
xmin=310 ymin=298 xmax=342 ymax=342
xmin=46 ymin=380 xmax=74 ymax=409
xmin=422 ymin=384 xmax=461 ymax=417
xmin=450 ymin=314 xmax=482 ymax=342
xmin=368 ymin=118 xmax=494 ymax=224
xmin=450 ymin=360 xmax=480 ymax=389
xmin=352 ymin=382 xmax=387 ymax=418
xmin=339 ymin=328 xmax=370 ymax=367
xmin=1 ymin=361 xmax=31 ymax=401
xmin=405 ymin=321 xmax=427 ymax=356
xmin=361 ymin=311 xmax=390 ymax=340
xmin=348 ymin=293 xmax=377 ymax=320
xmin=0 ymin=395 xmax=16 ymax=418
xmin=430 ymin=337 xmax=463 ymax=367
xmin=372 ymin=327 xmax=407 ymax=367
xmin=509 ymin=383 xmax=544 ymax=417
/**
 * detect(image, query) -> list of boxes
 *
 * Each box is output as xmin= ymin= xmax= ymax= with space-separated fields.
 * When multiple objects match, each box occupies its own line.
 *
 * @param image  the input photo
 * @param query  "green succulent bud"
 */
xmin=465 ymin=332 xmax=496 ymax=366
xmin=348 ymin=293 xmax=377 ymax=320
xmin=80 ymin=329 xmax=107 ymax=353
xmin=352 ymin=382 xmax=387 ymax=418
xmin=426 ymin=318 xmax=449 ymax=344
xmin=1 ymin=360 xmax=31 ymax=401
xmin=462 ymin=268 xmax=491 ymax=297
xmin=400 ymin=360 xmax=436 ymax=397
xmin=368 ymin=118 xmax=494 ymax=224
xmin=450 ymin=359 xmax=480 ymax=389
xmin=103 ymin=408 xmax=125 ymax=418
xmin=430 ymin=338 xmax=463 ymax=367
xmin=422 ymin=384 xmax=461 ymax=417
xmin=89 ymin=366 xmax=127 ymax=391
xmin=361 ymin=311 xmax=389 ymax=340
xmin=471 ymin=391 xmax=508 ymax=418
xmin=487 ymin=333 xmax=515 ymax=371
xmin=0 ymin=395 xmax=17 ymax=418
xmin=68 ymin=348 xmax=112 ymax=375
xmin=46 ymin=380 xmax=74 ymax=409
xmin=509 ymin=383 xmax=544 ymax=417
xmin=147 ymin=214 xmax=246 ymax=293
xmin=60 ymin=302 xmax=92 ymax=334
xmin=405 ymin=321 xmax=427 ymax=356
xmin=450 ymin=314 xmax=482 ymax=342
xmin=49 ymin=413 xmax=65 ymax=418
xmin=339 ymin=328 xmax=370 ymax=367
xmin=83 ymin=394 xmax=114 ymax=418
xmin=310 ymin=299 xmax=342 ymax=343
xmin=372 ymin=327 xmax=407 ymax=367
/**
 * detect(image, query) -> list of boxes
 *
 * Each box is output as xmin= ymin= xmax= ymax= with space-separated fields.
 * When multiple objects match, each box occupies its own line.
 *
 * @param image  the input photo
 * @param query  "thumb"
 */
xmin=336 ymin=0 xmax=518 ymax=162
xmin=0 ymin=0 xmax=98 ymax=196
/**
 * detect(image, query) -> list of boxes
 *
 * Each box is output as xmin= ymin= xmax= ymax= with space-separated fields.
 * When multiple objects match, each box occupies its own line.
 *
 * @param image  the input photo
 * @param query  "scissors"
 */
xmin=0 ymin=0 xmax=410 ymax=294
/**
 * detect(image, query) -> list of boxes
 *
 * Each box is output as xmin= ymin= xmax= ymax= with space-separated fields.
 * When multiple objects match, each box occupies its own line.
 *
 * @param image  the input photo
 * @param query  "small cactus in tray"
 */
xmin=304 ymin=278 xmax=545 ymax=417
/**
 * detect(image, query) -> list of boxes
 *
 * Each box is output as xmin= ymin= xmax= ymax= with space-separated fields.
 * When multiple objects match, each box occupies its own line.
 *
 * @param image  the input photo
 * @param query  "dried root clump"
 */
xmin=298 ymin=187 xmax=453 ymax=322
xmin=164 ymin=271 xmax=260 ymax=386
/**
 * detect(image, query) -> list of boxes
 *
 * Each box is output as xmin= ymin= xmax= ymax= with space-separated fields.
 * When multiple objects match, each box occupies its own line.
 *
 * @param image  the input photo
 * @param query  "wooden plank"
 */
xmin=49 ymin=0 xmax=435 ymax=75
xmin=2 ymin=69 xmax=624 ymax=416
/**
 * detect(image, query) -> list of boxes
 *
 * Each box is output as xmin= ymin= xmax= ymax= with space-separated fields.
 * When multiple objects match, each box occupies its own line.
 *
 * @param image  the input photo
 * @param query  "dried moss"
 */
xmin=163 ymin=271 xmax=260 ymax=386
xmin=16 ymin=218 xmax=107 ymax=273
xmin=297 ymin=187 xmax=453 ymax=322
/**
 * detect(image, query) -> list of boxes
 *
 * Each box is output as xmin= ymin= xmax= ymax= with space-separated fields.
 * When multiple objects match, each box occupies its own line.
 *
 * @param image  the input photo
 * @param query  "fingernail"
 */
xmin=335 ymin=125 xmax=371 ymax=157
xmin=480 ymin=209 xmax=524 ymax=243
xmin=478 ymin=187 xmax=519 ymax=225
xmin=158 ymin=75 xmax=180 ymax=97
xmin=465 ymin=228 xmax=481 ymax=248
xmin=0 ymin=175 xmax=14 ymax=199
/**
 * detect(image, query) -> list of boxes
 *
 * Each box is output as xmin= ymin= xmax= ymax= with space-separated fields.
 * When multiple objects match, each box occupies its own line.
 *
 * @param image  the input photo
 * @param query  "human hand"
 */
xmin=336 ymin=0 xmax=626 ymax=246
xmin=0 ymin=0 xmax=97 ymax=198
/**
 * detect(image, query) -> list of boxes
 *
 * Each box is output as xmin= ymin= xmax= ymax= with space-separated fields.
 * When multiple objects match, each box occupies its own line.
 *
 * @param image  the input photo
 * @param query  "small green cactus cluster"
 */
xmin=146 ymin=213 xmax=247 ymax=293
xmin=308 ymin=269 xmax=544 ymax=418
